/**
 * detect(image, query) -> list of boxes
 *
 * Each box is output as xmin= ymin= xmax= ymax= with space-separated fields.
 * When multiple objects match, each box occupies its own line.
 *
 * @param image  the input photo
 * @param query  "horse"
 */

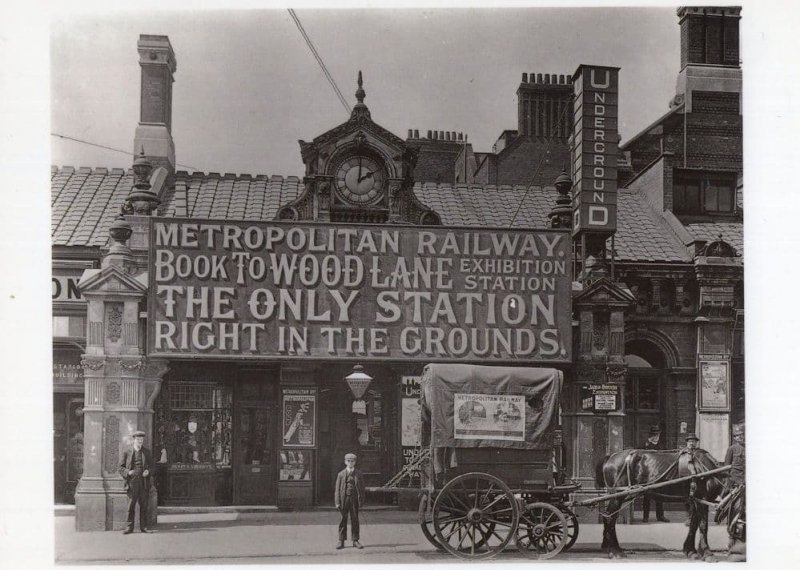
xmin=594 ymin=448 xmax=726 ymax=560
xmin=715 ymin=483 xmax=746 ymax=560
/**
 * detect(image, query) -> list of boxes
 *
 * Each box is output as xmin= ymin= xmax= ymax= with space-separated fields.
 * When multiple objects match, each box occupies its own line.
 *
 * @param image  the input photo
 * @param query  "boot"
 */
xmin=336 ymin=541 xmax=344 ymax=550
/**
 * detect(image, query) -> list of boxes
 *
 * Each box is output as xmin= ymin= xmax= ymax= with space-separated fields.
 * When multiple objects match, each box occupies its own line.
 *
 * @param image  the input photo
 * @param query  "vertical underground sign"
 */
xmin=571 ymin=65 xmax=620 ymax=236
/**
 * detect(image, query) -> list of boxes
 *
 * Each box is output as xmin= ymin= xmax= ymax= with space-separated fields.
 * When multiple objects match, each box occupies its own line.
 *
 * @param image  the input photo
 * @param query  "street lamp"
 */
xmin=345 ymin=364 xmax=372 ymax=415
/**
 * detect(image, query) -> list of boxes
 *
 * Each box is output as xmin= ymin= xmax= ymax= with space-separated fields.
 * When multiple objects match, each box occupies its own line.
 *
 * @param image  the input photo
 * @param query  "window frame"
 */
xmin=673 ymin=170 xmax=738 ymax=216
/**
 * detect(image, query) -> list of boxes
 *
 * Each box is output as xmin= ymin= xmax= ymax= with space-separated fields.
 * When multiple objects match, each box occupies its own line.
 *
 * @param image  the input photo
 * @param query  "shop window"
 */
xmin=674 ymin=170 xmax=737 ymax=215
xmin=154 ymin=382 xmax=233 ymax=469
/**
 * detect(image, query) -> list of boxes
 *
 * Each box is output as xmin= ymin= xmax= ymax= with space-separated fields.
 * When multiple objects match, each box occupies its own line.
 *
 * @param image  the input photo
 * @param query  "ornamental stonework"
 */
xmin=106 ymin=303 xmax=123 ymax=342
xmin=106 ymin=381 xmax=121 ymax=404
xmin=103 ymin=415 xmax=120 ymax=475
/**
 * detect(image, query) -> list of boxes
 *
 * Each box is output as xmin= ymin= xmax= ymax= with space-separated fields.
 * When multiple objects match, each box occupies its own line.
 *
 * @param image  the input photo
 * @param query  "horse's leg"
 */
xmin=609 ymin=506 xmax=626 ymax=558
xmin=697 ymin=503 xmax=715 ymax=561
xmin=683 ymin=500 xmax=700 ymax=559
xmin=601 ymin=499 xmax=625 ymax=558
xmin=603 ymin=499 xmax=625 ymax=558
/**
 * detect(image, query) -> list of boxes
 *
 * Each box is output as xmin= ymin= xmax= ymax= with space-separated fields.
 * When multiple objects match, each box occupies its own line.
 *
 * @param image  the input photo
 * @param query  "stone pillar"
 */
xmin=75 ymin=217 xmax=168 ymax=531
xmin=566 ymin=278 xmax=635 ymax=519
xmin=693 ymin=244 xmax=743 ymax=461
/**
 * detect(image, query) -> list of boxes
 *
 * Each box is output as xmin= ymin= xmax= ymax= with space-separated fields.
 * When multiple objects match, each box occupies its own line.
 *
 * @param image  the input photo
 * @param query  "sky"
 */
xmin=51 ymin=5 xmax=682 ymax=176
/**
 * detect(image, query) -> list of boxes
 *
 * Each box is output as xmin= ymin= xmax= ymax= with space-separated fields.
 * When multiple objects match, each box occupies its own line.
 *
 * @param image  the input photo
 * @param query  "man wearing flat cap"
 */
xmin=724 ymin=424 xmax=745 ymax=490
xmin=335 ymin=452 xmax=366 ymax=550
xmin=119 ymin=430 xmax=154 ymax=534
xmin=641 ymin=425 xmax=669 ymax=522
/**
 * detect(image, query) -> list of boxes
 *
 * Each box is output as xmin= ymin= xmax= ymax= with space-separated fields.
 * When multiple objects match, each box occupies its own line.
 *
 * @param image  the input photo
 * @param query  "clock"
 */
xmin=335 ymin=155 xmax=385 ymax=205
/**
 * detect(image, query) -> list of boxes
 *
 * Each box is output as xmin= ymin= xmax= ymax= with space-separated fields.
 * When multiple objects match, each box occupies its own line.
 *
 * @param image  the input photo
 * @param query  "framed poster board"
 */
xmin=279 ymin=449 xmax=312 ymax=481
xmin=282 ymin=388 xmax=316 ymax=448
xmin=698 ymin=359 xmax=730 ymax=412
xmin=580 ymin=384 xmax=621 ymax=413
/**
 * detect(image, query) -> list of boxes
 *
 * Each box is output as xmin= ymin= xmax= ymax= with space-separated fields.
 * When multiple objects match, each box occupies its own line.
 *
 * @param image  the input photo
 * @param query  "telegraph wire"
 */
xmin=51 ymin=132 xmax=199 ymax=171
xmin=287 ymin=9 xmax=352 ymax=116
xmin=508 ymin=97 xmax=574 ymax=227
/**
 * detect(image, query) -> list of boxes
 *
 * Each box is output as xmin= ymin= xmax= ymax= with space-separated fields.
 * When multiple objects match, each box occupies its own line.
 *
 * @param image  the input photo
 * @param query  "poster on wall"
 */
xmin=699 ymin=360 xmax=730 ymax=411
xmin=401 ymin=376 xmax=422 ymax=447
xmin=282 ymin=388 xmax=316 ymax=447
xmin=580 ymin=384 xmax=620 ymax=413
xmin=454 ymin=394 xmax=526 ymax=441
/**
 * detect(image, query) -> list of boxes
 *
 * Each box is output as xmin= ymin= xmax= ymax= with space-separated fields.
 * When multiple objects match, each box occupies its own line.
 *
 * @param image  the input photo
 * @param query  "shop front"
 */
xmin=145 ymin=219 xmax=573 ymax=508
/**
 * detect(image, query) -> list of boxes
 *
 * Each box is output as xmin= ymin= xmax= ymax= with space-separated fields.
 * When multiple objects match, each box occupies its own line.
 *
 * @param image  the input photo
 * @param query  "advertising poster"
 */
xmin=282 ymin=388 xmax=316 ymax=447
xmin=454 ymin=394 xmax=526 ymax=441
xmin=402 ymin=398 xmax=421 ymax=447
xmin=699 ymin=360 xmax=730 ymax=411
xmin=580 ymin=384 xmax=620 ymax=412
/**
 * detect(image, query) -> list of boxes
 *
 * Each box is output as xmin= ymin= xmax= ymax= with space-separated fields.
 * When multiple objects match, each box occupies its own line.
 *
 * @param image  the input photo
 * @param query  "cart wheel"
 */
xmin=418 ymin=493 xmax=445 ymax=551
xmin=432 ymin=472 xmax=519 ymax=560
xmin=515 ymin=502 xmax=568 ymax=559
xmin=559 ymin=506 xmax=579 ymax=551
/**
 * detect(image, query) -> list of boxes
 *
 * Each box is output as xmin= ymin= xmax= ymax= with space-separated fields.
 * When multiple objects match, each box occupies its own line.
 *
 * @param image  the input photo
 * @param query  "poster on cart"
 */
xmin=453 ymin=394 xmax=526 ymax=441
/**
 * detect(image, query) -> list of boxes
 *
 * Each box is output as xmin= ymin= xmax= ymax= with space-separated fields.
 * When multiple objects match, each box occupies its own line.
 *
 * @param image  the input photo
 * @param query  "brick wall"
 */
xmin=496 ymin=138 xmax=570 ymax=187
xmin=686 ymin=92 xmax=743 ymax=171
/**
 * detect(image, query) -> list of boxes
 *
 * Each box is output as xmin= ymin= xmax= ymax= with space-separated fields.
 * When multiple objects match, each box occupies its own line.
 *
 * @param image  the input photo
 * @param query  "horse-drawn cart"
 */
xmin=369 ymin=363 xmax=739 ymax=560
xmin=373 ymin=363 xmax=578 ymax=559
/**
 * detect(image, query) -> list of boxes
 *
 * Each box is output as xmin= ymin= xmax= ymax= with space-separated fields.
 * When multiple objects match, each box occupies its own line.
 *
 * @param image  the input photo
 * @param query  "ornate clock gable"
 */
xmin=279 ymin=72 xmax=439 ymax=226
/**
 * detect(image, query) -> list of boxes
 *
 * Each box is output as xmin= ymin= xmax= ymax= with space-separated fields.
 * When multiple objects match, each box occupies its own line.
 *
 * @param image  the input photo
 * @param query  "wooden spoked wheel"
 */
xmin=515 ymin=502 xmax=568 ymax=559
xmin=418 ymin=493 xmax=445 ymax=551
xmin=559 ymin=506 xmax=579 ymax=551
xmin=432 ymin=472 xmax=519 ymax=560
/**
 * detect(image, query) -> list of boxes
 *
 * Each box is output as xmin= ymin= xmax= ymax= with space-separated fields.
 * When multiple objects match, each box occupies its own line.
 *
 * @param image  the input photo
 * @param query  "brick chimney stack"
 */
xmin=674 ymin=7 xmax=741 ymax=113
xmin=134 ymin=35 xmax=177 ymax=174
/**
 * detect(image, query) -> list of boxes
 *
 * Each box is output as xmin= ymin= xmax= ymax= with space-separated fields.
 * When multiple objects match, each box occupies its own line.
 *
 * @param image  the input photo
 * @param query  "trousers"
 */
xmin=126 ymin=478 xmax=148 ymax=531
xmin=338 ymin=494 xmax=360 ymax=542
xmin=642 ymin=495 xmax=664 ymax=520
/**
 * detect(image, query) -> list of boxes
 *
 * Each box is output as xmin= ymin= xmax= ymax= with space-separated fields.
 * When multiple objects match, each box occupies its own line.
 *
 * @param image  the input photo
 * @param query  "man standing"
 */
xmin=681 ymin=432 xmax=700 ymax=526
xmin=642 ymin=425 xmax=669 ymax=522
xmin=335 ymin=452 xmax=366 ymax=550
xmin=119 ymin=430 xmax=153 ymax=534
xmin=724 ymin=423 xmax=745 ymax=489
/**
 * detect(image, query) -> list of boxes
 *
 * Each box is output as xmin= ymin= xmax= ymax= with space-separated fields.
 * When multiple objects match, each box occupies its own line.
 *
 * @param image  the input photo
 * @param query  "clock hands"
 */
xmin=358 ymin=171 xmax=374 ymax=183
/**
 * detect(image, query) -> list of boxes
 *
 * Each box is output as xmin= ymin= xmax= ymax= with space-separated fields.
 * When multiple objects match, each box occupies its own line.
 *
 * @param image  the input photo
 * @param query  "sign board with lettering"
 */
xmin=580 ymin=383 xmax=620 ymax=413
xmin=147 ymin=219 xmax=572 ymax=362
xmin=698 ymin=359 xmax=730 ymax=412
xmin=571 ymin=65 xmax=620 ymax=237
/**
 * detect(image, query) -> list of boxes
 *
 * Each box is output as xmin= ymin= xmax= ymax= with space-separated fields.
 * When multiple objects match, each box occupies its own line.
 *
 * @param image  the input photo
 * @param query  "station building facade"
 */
xmin=52 ymin=6 xmax=743 ymax=530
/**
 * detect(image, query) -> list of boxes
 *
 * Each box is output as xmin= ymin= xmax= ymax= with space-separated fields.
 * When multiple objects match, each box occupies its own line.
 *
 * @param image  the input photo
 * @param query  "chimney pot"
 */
xmin=537 ymin=73 xmax=543 ymax=83
xmin=408 ymin=129 xmax=412 ymax=138
xmin=414 ymin=129 xmax=419 ymax=138
xmin=522 ymin=73 xmax=528 ymax=83
xmin=545 ymin=74 xmax=551 ymax=84
xmin=559 ymin=74 xmax=565 ymax=84
xmin=427 ymin=130 xmax=432 ymax=138
xmin=566 ymin=74 xmax=572 ymax=84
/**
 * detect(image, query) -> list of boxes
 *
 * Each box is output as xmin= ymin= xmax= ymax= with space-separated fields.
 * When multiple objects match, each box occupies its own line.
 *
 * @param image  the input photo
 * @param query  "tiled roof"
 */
xmin=414 ymin=183 xmax=689 ymax=263
xmin=684 ymin=221 xmax=744 ymax=256
xmin=51 ymin=166 xmax=690 ymax=263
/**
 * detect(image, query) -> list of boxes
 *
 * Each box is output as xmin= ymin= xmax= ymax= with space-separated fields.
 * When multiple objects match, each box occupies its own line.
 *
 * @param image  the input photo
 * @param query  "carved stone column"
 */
xmin=75 ymin=217 xmax=168 ymax=531
xmin=566 ymin=278 xmax=635 ymax=517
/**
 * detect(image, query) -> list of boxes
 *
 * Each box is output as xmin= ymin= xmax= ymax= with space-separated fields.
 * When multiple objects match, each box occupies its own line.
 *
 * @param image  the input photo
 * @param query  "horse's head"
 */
xmin=693 ymin=449 xmax=725 ymax=500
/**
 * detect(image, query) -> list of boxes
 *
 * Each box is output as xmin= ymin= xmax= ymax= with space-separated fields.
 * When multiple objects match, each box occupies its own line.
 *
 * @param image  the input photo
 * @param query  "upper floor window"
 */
xmin=673 ymin=170 xmax=737 ymax=215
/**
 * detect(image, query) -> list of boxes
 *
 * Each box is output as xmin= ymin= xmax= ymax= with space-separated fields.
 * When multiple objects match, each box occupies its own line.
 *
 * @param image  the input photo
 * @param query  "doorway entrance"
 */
xmin=233 ymin=374 xmax=278 ymax=505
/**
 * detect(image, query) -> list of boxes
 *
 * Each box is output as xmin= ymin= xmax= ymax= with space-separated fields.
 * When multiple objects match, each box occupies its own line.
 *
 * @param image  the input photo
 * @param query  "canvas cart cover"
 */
xmin=420 ymin=363 xmax=563 ymax=449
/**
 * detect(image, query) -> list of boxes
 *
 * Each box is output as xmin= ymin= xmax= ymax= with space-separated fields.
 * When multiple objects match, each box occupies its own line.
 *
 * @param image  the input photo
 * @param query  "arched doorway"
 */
xmin=623 ymin=340 xmax=668 ymax=449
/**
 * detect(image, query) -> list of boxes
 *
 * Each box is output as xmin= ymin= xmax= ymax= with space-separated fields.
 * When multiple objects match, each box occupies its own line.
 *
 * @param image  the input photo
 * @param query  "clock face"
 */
xmin=335 ymin=155 xmax=385 ymax=205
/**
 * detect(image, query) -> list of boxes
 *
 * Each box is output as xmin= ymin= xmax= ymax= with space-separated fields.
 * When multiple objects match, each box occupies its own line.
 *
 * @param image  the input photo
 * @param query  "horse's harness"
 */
xmin=599 ymin=449 xmax=726 ymax=520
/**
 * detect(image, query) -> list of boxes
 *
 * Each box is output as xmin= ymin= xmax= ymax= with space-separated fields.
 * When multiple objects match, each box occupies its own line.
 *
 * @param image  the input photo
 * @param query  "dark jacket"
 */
xmin=334 ymin=467 xmax=365 ymax=509
xmin=724 ymin=441 xmax=745 ymax=485
xmin=119 ymin=447 xmax=153 ymax=491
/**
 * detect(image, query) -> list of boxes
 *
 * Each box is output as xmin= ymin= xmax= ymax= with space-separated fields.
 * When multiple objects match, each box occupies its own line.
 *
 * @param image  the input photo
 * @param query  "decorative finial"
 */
xmin=356 ymin=70 xmax=365 ymax=104
xmin=350 ymin=70 xmax=371 ymax=121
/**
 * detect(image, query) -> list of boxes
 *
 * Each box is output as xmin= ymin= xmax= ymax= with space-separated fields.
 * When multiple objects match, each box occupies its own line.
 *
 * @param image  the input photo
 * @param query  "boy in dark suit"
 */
xmin=119 ymin=430 xmax=153 ymax=534
xmin=334 ymin=452 xmax=366 ymax=549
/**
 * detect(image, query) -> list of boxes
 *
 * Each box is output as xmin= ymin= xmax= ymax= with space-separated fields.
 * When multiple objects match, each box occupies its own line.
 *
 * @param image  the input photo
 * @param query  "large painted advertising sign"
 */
xmin=571 ymin=65 xmax=620 ymax=236
xmin=147 ymin=218 xmax=572 ymax=362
